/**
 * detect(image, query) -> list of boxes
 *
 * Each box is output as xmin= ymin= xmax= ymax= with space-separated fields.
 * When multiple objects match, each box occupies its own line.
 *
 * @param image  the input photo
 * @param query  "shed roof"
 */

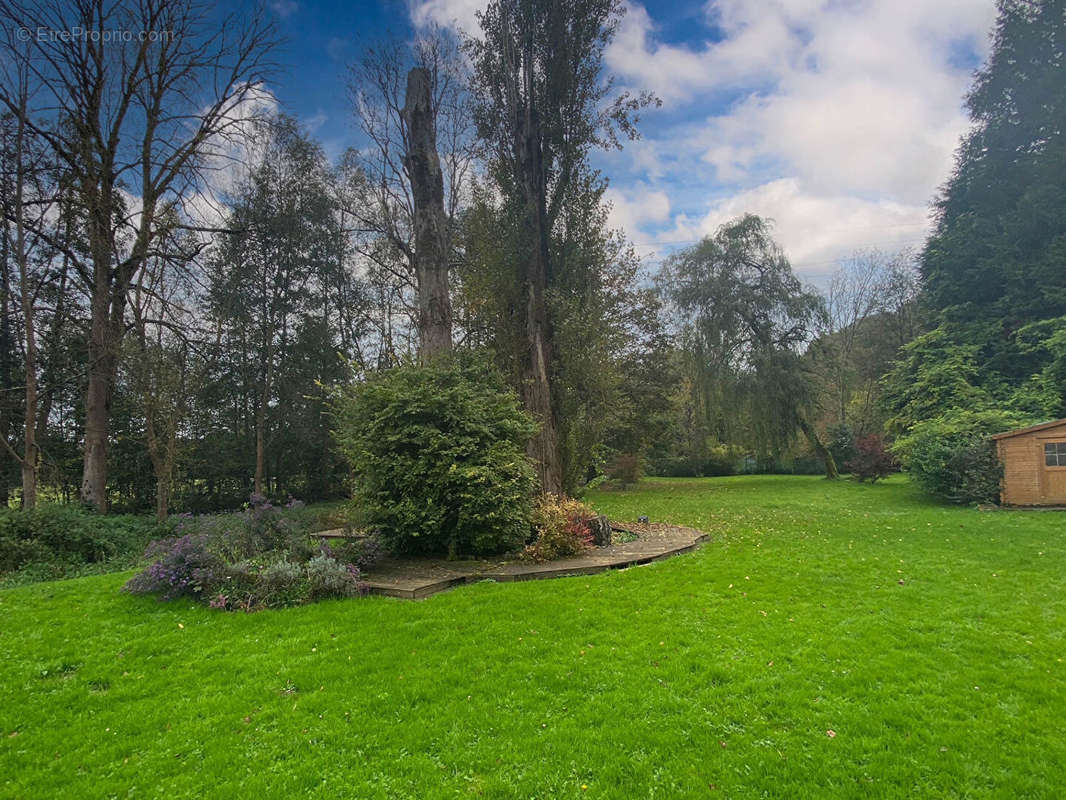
xmin=991 ymin=417 xmax=1066 ymax=441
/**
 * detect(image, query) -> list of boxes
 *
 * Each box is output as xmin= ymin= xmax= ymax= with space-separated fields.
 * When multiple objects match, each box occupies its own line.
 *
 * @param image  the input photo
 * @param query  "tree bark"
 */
xmin=518 ymin=103 xmax=564 ymax=496
xmin=254 ymin=345 xmax=272 ymax=497
xmin=155 ymin=472 xmax=170 ymax=522
xmin=81 ymin=278 xmax=122 ymax=512
xmin=798 ymin=417 xmax=839 ymax=480
xmin=403 ymin=67 xmax=453 ymax=360
xmin=13 ymin=77 xmax=37 ymax=509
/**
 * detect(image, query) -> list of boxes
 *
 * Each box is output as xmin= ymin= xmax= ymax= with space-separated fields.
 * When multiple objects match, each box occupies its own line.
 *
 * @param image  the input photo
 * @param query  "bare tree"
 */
xmin=817 ymin=248 xmax=920 ymax=432
xmin=346 ymin=28 xmax=476 ymax=360
xmin=0 ymin=0 xmax=278 ymax=511
xmin=127 ymin=216 xmax=201 ymax=520
xmin=0 ymin=44 xmax=58 ymax=508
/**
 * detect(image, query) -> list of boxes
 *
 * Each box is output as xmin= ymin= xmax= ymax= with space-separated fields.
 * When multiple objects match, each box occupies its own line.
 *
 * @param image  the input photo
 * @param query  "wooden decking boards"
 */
xmin=325 ymin=523 xmax=709 ymax=600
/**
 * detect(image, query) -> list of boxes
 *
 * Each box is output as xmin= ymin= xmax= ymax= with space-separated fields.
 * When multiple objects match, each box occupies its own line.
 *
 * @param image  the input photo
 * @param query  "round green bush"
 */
xmin=332 ymin=357 xmax=538 ymax=557
xmin=893 ymin=410 xmax=1031 ymax=504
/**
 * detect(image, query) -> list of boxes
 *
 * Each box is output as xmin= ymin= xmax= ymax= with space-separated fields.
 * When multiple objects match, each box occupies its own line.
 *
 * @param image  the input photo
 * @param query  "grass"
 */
xmin=2 ymin=475 xmax=1065 ymax=798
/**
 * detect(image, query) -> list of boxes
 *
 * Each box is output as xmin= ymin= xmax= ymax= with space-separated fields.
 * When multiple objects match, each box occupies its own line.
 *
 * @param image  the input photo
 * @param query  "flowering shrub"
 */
xmin=124 ymin=494 xmax=375 ymax=611
xmin=123 ymin=534 xmax=223 ymax=600
xmin=521 ymin=495 xmax=596 ymax=562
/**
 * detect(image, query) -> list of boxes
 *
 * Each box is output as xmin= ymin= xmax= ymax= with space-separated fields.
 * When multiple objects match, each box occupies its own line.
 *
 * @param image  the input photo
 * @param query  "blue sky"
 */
xmin=256 ymin=0 xmax=998 ymax=282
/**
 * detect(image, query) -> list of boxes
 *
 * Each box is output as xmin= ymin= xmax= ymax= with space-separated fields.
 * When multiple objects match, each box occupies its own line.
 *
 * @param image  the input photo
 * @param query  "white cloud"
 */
xmin=409 ymin=0 xmax=999 ymax=274
xmin=183 ymin=84 xmax=281 ymax=232
xmin=409 ymin=0 xmax=484 ymax=34
xmin=663 ymin=179 xmax=930 ymax=281
xmin=269 ymin=0 xmax=299 ymax=19
xmin=604 ymin=185 xmax=671 ymax=239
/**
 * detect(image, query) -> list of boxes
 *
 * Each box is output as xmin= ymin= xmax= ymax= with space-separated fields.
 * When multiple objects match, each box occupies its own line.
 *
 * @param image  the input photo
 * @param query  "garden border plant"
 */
xmin=123 ymin=495 xmax=382 ymax=611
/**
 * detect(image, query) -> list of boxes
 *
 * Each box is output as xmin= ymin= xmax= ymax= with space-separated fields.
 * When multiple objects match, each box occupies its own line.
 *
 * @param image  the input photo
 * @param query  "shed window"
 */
xmin=1046 ymin=442 xmax=1066 ymax=466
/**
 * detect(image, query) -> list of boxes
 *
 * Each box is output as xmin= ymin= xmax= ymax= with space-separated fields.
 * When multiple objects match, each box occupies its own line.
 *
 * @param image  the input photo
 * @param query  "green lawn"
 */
xmin=2 ymin=476 xmax=1065 ymax=798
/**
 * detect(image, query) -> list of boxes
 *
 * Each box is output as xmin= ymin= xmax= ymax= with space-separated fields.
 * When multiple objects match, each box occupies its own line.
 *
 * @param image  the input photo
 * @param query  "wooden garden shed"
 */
xmin=992 ymin=418 xmax=1066 ymax=506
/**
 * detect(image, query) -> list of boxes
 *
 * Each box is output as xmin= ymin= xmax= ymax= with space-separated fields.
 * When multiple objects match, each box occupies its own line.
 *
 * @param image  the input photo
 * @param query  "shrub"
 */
xmin=167 ymin=496 xmax=315 ymax=564
xmin=306 ymin=554 xmax=366 ymax=600
xmin=893 ymin=410 xmax=1030 ymax=504
xmin=333 ymin=356 xmax=538 ymax=557
xmin=212 ymin=560 xmax=260 ymax=611
xmin=256 ymin=559 xmax=309 ymax=608
xmin=122 ymin=534 xmax=223 ymax=600
xmin=0 ymin=506 xmax=166 ymax=577
xmin=322 ymin=534 xmax=386 ymax=572
xmin=522 ymin=495 xmax=596 ymax=562
xmin=123 ymin=494 xmax=375 ymax=611
xmin=845 ymin=434 xmax=897 ymax=482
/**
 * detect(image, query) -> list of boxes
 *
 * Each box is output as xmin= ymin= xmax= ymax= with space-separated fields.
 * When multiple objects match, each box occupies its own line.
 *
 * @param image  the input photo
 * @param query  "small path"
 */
xmin=351 ymin=523 xmax=708 ymax=600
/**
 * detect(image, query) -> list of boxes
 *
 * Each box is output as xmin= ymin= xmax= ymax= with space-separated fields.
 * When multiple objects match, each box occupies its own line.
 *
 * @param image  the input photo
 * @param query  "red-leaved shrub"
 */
xmin=845 ymin=434 xmax=897 ymax=483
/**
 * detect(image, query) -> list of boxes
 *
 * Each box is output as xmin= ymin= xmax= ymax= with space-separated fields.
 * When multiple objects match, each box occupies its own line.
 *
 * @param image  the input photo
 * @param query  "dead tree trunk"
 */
xmin=403 ymin=67 xmax=452 ymax=360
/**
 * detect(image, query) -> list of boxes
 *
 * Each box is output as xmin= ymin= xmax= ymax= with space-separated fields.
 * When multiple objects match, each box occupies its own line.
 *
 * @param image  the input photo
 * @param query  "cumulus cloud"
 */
xmin=409 ymin=0 xmax=998 ymax=277
xmin=604 ymin=185 xmax=672 ymax=239
xmin=409 ymin=0 xmax=484 ymax=34
xmin=182 ymin=84 xmax=281 ymax=232
xmin=662 ymin=179 xmax=930 ymax=280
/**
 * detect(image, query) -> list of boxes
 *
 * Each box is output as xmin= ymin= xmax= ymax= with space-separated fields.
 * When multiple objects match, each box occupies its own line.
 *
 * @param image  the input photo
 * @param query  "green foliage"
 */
xmin=882 ymin=320 xmax=1066 ymax=437
xmin=893 ymin=409 xmax=1031 ymax=504
xmin=827 ymin=422 xmax=857 ymax=469
xmin=0 ymin=506 xmax=166 ymax=580
xmin=521 ymin=495 xmax=596 ymax=562
xmin=923 ymin=0 xmax=1066 ymax=328
xmin=903 ymin=0 xmax=1066 ymax=454
xmin=656 ymin=215 xmax=827 ymax=468
xmin=333 ymin=357 xmax=538 ymax=556
xmin=881 ymin=326 xmax=993 ymax=435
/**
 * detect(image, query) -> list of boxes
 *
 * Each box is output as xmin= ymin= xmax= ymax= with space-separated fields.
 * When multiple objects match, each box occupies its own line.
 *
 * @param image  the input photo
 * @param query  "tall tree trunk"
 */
xmin=518 ymin=103 xmax=563 ymax=496
xmin=0 ymin=146 xmax=12 ymax=508
xmin=154 ymin=470 xmax=170 ymax=522
xmin=798 ymin=417 xmax=839 ymax=480
xmin=254 ymin=402 xmax=266 ymax=497
xmin=19 ymin=282 xmax=37 ymax=510
xmin=35 ymin=219 xmax=70 ymax=450
xmin=403 ymin=67 xmax=452 ymax=360
xmin=13 ymin=78 xmax=37 ymax=509
xmin=81 ymin=287 xmax=119 ymax=512
xmin=254 ymin=352 xmax=272 ymax=497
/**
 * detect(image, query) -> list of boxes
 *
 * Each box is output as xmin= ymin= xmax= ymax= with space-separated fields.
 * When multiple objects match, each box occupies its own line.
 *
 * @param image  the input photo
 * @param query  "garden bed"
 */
xmin=333 ymin=522 xmax=708 ymax=599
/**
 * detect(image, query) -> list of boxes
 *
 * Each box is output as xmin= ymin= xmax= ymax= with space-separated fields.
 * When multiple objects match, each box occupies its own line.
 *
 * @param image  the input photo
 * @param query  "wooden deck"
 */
xmin=348 ymin=524 xmax=708 ymax=600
